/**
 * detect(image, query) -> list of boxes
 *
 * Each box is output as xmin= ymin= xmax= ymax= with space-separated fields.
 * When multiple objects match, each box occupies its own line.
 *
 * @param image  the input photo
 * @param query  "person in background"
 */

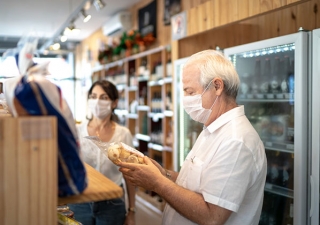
xmin=119 ymin=50 xmax=267 ymax=225
xmin=69 ymin=80 xmax=136 ymax=225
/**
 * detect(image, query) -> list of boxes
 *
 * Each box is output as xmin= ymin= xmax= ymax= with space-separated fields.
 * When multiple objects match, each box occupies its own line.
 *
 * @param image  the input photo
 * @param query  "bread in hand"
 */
xmin=107 ymin=142 xmax=144 ymax=165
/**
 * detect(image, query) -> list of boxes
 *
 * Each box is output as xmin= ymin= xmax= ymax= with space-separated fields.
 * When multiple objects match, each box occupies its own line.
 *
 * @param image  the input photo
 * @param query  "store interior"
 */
xmin=1 ymin=0 xmax=320 ymax=225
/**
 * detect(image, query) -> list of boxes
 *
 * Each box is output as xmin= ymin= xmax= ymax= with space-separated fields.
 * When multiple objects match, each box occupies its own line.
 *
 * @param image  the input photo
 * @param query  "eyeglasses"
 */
xmin=88 ymin=94 xmax=110 ymax=100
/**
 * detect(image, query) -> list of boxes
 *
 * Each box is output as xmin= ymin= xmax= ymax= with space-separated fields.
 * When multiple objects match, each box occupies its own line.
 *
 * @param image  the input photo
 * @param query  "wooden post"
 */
xmin=0 ymin=116 xmax=57 ymax=225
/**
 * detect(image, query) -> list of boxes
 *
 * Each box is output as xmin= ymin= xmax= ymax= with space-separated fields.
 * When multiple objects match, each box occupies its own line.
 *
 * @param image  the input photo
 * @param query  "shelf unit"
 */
xmin=91 ymin=45 xmax=173 ymax=210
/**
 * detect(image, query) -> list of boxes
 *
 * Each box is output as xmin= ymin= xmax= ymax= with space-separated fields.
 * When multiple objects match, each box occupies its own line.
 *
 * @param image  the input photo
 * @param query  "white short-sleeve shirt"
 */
xmin=162 ymin=106 xmax=267 ymax=225
xmin=77 ymin=120 xmax=133 ymax=186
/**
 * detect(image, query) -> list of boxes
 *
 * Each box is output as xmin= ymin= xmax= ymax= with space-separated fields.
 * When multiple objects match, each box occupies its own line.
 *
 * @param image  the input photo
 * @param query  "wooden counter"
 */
xmin=58 ymin=163 xmax=123 ymax=205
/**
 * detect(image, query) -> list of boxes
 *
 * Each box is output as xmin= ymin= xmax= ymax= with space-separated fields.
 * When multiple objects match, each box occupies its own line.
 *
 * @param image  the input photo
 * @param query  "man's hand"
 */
xmin=119 ymin=156 xmax=165 ymax=191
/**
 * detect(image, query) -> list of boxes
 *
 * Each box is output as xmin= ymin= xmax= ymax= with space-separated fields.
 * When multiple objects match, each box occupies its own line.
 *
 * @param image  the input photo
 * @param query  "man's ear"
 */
xmin=214 ymin=78 xmax=224 ymax=95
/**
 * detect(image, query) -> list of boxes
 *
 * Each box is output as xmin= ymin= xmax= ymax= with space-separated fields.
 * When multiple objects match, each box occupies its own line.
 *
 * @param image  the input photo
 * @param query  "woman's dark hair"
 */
xmin=86 ymin=80 xmax=119 ymax=122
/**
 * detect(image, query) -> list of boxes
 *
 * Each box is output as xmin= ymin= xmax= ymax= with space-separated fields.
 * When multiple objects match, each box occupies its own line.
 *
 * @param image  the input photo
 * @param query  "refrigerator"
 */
xmin=174 ymin=28 xmax=320 ymax=225
xmin=311 ymin=28 xmax=320 ymax=225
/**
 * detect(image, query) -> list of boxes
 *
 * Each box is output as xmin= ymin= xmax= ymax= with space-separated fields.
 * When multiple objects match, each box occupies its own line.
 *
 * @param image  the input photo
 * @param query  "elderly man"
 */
xmin=119 ymin=49 xmax=267 ymax=225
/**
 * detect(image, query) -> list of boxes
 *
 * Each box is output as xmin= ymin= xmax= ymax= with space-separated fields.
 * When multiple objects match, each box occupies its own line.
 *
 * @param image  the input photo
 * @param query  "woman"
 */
xmin=69 ymin=80 xmax=136 ymax=225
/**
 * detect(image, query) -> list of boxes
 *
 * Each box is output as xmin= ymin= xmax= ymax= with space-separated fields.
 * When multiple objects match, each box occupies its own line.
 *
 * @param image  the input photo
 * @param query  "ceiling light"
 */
xmin=60 ymin=35 xmax=68 ymax=42
xmin=64 ymin=23 xmax=81 ymax=35
xmin=93 ymin=0 xmax=106 ymax=11
xmin=81 ymin=9 xmax=91 ymax=23
xmin=51 ymin=43 xmax=60 ymax=51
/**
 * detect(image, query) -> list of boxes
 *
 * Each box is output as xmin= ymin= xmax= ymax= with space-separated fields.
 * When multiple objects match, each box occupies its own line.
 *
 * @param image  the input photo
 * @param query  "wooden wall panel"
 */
xmin=218 ymin=0 xmax=229 ymax=26
xmin=273 ymin=0 xmax=287 ymax=8
xmin=178 ymin=23 xmax=258 ymax=58
xmin=188 ymin=6 xmax=199 ymax=35
xmin=198 ymin=4 xmax=206 ymax=33
xmin=279 ymin=5 xmax=299 ymax=36
xmin=257 ymin=11 xmax=278 ymax=40
xmin=248 ymin=0 xmax=261 ymax=16
xmin=296 ymin=0 xmax=316 ymax=30
xmin=238 ymin=0 xmax=249 ymax=20
xmin=316 ymin=1 xmax=320 ymax=27
xmin=287 ymin=0 xmax=301 ymax=3
xmin=228 ymin=0 xmax=239 ymax=23
xmin=181 ymin=0 xmax=192 ymax=11
xmin=178 ymin=0 xmax=317 ymax=59
xmin=213 ymin=0 xmax=221 ymax=28
xmin=203 ymin=1 xmax=215 ymax=30
xmin=260 ymin=0 xmax=274 ymax=13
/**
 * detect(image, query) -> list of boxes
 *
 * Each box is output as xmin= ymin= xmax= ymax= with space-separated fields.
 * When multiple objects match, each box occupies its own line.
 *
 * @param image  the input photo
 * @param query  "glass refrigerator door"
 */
xmin=224 ymin=31 xmax=309 ymax=225
xmin=173 ymin=57 xmax=203 ymax=171
xmin=311 ymin=28 xmax=320 ymax=225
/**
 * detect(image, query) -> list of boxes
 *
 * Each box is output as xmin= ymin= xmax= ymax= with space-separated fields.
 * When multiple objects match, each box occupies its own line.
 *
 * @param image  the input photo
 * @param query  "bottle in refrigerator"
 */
xmin=287 ymin=105 xmax=294 ymax=142
xmin=288 ymin=59 xmax=295 ymax=105
xmin=260 ymin=58 xmax=271 ymax=98
xmin=283 ymin=198 xmax=294 ymax=225
xmin=281 ymin=55 xmax=290 ymax=97
xmin=270 ymin=56 xmax=281 ymax=96
xmin=250 ymin=59 xmax=261 ymax=98
xmin=282 ymin=153 xmax=294 ymax=190
xmin=270 ymin=153 xmax=280 ymax=185
xmin=239 ymin=72 xmax=251 ymax=98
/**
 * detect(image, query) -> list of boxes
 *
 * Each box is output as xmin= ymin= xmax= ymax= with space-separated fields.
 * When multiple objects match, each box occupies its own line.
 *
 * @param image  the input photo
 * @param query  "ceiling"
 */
xmin=0 ymin=0 xmax=141 ymax=56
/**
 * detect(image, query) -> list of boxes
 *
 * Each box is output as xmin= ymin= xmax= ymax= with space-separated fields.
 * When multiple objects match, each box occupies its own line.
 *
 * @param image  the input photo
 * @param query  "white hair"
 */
xmin=184 ymin=50 xmax=240 ymax=98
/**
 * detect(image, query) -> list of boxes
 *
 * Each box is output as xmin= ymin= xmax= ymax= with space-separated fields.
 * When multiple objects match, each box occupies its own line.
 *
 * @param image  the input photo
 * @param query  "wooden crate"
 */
xmin=0 ymin=116 xmax=57 ymax=225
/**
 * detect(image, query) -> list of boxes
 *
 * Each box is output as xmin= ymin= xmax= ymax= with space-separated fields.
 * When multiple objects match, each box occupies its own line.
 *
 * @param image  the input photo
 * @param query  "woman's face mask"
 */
xmin=88 ymin=99 xmax=112 ymax=120
xmin=182 ymin=80 xmax=219 ymax=124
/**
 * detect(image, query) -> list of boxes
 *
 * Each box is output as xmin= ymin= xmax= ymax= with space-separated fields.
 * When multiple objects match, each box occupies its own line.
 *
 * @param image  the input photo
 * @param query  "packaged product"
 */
xmin=107 ymin=142 xmax=145 ymax=165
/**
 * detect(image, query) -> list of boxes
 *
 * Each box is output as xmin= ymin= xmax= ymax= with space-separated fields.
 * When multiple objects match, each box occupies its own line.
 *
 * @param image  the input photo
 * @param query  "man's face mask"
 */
xmin=182 ymin=80 xmax=219 ymax=124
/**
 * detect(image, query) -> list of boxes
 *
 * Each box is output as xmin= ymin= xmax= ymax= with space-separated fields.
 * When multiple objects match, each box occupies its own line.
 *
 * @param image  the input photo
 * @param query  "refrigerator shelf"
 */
xmin=147 ymin=143 xmax=173 ymax=152
xmin=263 ymin=141 xmax=294 ymax=153
xmin=237 ymin=97 xmax=293 ymax=103
xmin=264 ymin=183 xmax=294 ymax=199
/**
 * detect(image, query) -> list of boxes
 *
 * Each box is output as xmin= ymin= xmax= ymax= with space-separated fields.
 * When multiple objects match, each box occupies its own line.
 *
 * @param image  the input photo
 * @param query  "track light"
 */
xmin=81 ymin=9 xmax=91 ymax=23
xmin=60 ymin=35 xmax=68 ymax=42
xmin=64 ymin=23 xmax=80 ymax=35
xmin=93 ymin=0 xmax=105 ymax=11
xmin=51 ymin=43 xmax=60 ymax=51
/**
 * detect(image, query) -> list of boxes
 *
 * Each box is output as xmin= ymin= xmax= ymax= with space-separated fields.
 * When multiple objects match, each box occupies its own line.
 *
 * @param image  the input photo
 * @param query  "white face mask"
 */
xmin=88 ymin=99 xmax=112 ymax=120
xmin=183 ymin=81 xmax=219 ymax=124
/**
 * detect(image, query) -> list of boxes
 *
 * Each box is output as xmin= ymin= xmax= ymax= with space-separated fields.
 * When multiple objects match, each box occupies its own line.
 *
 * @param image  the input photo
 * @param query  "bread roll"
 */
xmin=107 ymin=142 xmax=145 ymax=165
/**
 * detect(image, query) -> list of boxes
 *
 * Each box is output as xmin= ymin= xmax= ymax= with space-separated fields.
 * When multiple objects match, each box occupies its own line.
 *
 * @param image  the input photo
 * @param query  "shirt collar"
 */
xmin=206 ymin=105 xmax=245 ymax=133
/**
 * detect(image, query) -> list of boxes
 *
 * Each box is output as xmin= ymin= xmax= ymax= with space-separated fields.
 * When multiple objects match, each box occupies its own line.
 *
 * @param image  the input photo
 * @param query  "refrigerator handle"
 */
xmin=310 ymin=175 xmax=315 ymax=217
